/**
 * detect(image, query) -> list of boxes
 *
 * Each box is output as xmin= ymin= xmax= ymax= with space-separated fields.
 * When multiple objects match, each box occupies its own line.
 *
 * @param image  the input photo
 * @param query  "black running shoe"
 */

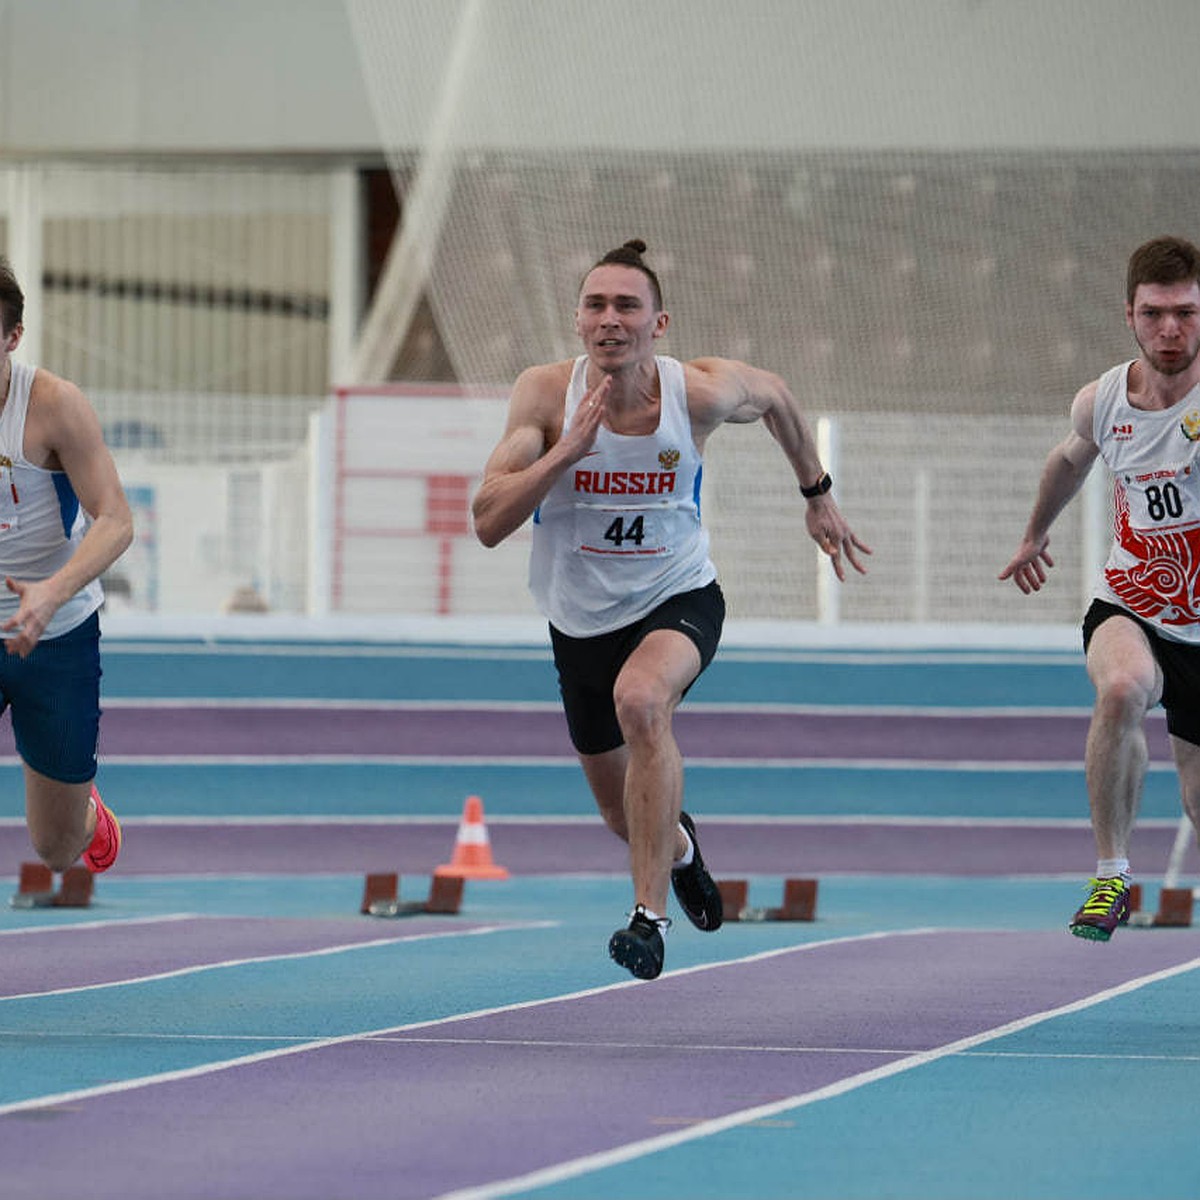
xmin=671 ymin=811 xmax=723 ymax=931
xmin=608 ymin=905 xmax=669 ymax=980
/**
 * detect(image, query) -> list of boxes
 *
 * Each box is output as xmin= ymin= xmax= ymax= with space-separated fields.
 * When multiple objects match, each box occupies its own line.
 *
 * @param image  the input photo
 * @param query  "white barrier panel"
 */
xmin=315 ymin=385 xmax=532 ymax=617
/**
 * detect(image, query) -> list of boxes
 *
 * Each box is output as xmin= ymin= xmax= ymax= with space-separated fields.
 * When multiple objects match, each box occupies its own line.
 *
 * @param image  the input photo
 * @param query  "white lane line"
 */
xmin=0 ymin=920 xmax=555 ymax=1003
xmin=0 ymin=914 xmax=201 ymax=937
xmin=0 ymin=756 xmax=1119 ymax=769
xmin=95 ymin=697 xmax=1104 ymax=718
xmin=960 ymin=1048 xmax=1200 ymax=1062
xmin=0 ymin=813 xmax=1141 ymax=828
xmin=433 ymin=952 xmax=1200 ymax=1200
xmin=99 ymin=643 xmax=1076 ymax=665
xmin=366 ymin=1037 xmax=1200 ymax=1065
xmin=0 ymin=929 xmax=923 ymax=1116
xmin=5 ymin=1034 xmax=1196 ymax=1065
xmin=102 ymin=643 xmax=554 ymax=661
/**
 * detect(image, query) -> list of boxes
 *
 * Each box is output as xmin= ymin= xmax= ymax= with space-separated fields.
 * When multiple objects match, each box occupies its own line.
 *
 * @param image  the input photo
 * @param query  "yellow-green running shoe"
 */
xmin=1069 ymin=876 xmax=1131 ymax=941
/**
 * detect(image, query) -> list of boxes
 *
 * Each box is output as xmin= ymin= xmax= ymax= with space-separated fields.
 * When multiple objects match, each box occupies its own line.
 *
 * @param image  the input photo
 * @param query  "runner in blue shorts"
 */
xmin=0 ymin=258 xmax=132 ymax=878
xmin=474 ymin=240 xmax=870 ymax=978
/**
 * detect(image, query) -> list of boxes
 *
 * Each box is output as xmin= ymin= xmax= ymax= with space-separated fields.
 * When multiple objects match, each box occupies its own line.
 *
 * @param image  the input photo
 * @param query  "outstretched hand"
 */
xmin=999 ymin=537 xmax=1055 ymax=594
xmin=805 ymin=501 xmax=872 ymax=582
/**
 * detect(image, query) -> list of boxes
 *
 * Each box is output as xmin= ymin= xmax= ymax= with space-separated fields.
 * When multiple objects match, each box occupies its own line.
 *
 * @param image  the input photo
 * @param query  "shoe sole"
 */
xmin=1069 ymin=922 xmax=1114 ymax=942
xmin=1069 ymin=895 xmax=1130 ymax=943
xmin=608 ymin=932 xmax=662 ymax=980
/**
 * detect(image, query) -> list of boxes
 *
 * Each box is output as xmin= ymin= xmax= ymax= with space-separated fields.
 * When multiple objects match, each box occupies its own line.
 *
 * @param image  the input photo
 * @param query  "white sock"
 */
xmin=635 ymin=905 xmax=667 ymax=930
xmin=674 ymin=824 xmax=694 ymax=867
xmin=1097 ymin=858 xmax=1131 ymax=880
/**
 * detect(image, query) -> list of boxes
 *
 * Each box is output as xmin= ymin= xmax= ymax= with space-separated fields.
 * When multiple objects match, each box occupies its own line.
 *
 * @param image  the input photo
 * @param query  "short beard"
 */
xmin=1138 ymin=340 xmax=1200 ymax=377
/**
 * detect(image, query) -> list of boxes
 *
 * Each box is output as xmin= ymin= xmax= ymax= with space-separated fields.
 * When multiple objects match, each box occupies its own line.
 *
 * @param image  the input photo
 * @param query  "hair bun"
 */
xmin=623 ymin=239 xmax=648 ymax=256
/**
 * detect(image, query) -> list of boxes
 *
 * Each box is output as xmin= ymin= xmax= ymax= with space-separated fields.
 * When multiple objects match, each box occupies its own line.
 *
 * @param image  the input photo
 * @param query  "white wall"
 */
xmin=1 ymin=1 xmax=1200 ymax=155
xmin=0 ymin=0 xmax=378 ymax=153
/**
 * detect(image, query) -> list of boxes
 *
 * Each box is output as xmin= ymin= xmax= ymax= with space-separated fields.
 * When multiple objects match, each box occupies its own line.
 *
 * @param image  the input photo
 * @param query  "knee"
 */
xmin=1093 ymin=673 xmax=1154 ymax=727
xmin=613 ymin=676 xmax=671 ymax=745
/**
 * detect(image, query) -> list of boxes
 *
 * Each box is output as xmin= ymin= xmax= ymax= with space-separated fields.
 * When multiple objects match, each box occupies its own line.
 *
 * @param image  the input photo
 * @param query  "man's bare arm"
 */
xmin=685 ymin=357 xmax=871 ymax=578
xmin=999 ymin=383 xmax=1101 ymax=593
xmin=472 ymin=365 xmax=608 ymax=548
xmin=2 ymin=375 xmax=132 ymax=654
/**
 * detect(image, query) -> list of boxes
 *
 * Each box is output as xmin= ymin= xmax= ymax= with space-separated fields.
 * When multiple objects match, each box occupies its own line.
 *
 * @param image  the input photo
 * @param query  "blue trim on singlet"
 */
xmin=693 ymin=464 xmax=703 ymax=519
xmin=53 ymin=474 xmax=79 ymax=538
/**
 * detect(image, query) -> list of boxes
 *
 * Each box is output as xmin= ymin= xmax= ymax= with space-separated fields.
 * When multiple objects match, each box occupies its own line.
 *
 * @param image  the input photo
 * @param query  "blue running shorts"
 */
xmin=0 ymin=611 xmax=101 ymax=783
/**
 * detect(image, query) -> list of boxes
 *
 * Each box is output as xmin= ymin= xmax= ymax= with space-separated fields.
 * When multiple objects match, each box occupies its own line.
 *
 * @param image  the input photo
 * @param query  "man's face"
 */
xmin=574 ymin=264 xmax=667 ymax=368
xmin=1127 ymin=280 xmax=1200 ymax=377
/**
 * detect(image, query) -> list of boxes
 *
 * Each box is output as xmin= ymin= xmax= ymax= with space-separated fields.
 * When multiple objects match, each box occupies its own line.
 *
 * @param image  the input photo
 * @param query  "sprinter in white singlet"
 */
xmin=474 ymin=240 xmax=870 ymax=979
xmin=1001 ymin=236 xmax=1200 ymax=943
xmin=0 ymin=258 xmax=132 ymax=881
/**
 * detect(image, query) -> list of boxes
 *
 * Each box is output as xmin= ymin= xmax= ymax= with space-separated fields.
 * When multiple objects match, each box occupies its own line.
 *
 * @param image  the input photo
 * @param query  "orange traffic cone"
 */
xmin=434 ymin=795 xmax=509 ymax=880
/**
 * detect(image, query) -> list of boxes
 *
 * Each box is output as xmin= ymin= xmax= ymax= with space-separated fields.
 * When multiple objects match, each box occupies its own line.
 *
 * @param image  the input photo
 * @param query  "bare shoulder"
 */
xmin=27 ymin=367 xmax=96 ymax=430
xmin=1069 ymin=378 xmax=1100 ymax=435
xmin=682 ymin=356 xmax=786 ymax=425
xmin=514 ymin=358 xmax=574 ymax=399
xmin=481 ymin=358 xmax=575 ymax=477
xmin=508 ymin=359 xmax=575 ymax=425
xmin=25 ymin=369 xmax=102 ymax=466
xmin=28 ymin=366 xmax=85 ymax=409
xmin=683 ymin=356 xmax=741 ymax=396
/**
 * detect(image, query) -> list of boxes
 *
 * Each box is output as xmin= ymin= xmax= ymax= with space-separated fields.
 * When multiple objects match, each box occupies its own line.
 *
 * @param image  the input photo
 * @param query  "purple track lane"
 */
xmin=3 ymin=929 xmax=1197 ymax=1199
xmin=0 ymin=704 xmax=1172 ymax=762
xmin=3 ymin=817 xmax=1196 ymax=878
xmin=0 ymin=917 xmax=492 ymax=997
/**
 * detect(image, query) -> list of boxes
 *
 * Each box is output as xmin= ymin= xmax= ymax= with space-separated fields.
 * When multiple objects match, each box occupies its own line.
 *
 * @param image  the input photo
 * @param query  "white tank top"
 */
xmin=0 ymin=361 xmax=103 ymax=639
xmin=529 ymin=355 xmax=716 ymax=637
xmin=1093 ymin=359 xmax=1200 ymax=642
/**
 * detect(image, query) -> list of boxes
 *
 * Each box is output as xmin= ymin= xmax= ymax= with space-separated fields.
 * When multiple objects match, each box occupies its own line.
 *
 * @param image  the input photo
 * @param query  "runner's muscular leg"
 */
xmin=580 ymin=745 xmax=630 ymax=840
xmin=611 ymin=628 xmax=700 ymax=914
xmin=24 ymin=764 xmax=95 ymax=872
xmin=1084 ymin=615 xmax=1162 ymax=860
xmin=580 ymin=744 xmax=692 ymax=853
xmin=1169 ymin=735 xmax=1200 ymax=848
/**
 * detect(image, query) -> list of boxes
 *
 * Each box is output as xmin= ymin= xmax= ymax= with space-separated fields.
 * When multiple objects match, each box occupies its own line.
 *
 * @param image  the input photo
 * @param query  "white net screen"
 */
xmin=1 ymin=6 xmax=1194 ymax=627
xmin=0 ymin=162 xmax=332 ymax=615
xmin=342 ymin=0 xmax=1190 ymax=625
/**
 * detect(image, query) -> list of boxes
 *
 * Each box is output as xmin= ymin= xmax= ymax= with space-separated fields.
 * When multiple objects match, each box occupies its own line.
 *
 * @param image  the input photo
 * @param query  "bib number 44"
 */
xmin=604 ymin=514 xmax=645 ymax=547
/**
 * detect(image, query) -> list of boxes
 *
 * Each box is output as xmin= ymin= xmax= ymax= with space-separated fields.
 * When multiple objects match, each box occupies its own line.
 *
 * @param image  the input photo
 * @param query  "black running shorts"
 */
xmin=1083 ymin=598 xmax=1200 ymax=746
xmin=549 ymin=580 xmax=725 ymax=755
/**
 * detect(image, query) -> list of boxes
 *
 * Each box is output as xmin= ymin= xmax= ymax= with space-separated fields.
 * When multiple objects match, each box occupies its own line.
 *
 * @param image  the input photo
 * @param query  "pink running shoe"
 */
xmin=82 ymin=785 xmax=121 ymax=873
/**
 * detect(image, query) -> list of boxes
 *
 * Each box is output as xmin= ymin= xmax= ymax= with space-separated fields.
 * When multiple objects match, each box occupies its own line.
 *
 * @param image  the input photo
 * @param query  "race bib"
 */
xmin=1122 ymin=464 xmax=1200 ymax=531
xmin=574 ymin=503 xmax=674 ymax=557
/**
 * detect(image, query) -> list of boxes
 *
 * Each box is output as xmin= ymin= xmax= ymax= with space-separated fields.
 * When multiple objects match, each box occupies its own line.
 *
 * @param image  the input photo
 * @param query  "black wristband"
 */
xmin=800 ymin=472 xmax=832 ymax=499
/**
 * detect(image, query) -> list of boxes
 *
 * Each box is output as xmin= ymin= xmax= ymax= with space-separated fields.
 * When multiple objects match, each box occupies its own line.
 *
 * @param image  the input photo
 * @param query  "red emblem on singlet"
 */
xmin=1105 ymin=486 xmax=1200 ymax=625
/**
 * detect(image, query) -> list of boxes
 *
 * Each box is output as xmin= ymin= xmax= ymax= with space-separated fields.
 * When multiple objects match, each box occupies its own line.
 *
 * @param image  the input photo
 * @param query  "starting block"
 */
xmin=1127 ymin=882 xmax=1194 ymax=928
xmin=10 ymin=862 xmax=94 ymax=909
xmin=361 ymin=872 xmax=464 ymax=918
xmin=717 ymin=878 xmax=818 ymax=922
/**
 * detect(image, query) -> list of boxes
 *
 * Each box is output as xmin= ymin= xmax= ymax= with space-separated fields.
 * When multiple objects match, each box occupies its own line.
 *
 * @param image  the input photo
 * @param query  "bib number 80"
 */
xmin=1145 ymin=483 xmax=1183 ymax=522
